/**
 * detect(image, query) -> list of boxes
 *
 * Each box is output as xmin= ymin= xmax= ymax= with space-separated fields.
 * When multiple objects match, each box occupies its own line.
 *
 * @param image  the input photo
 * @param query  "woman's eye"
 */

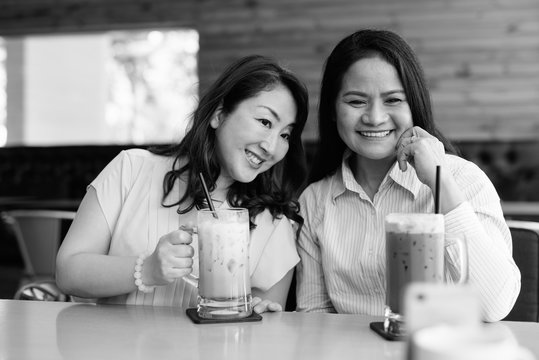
xmin=386 ymin=98 xmax=404 ymax=105
xmin=281 ymin=133 xmax=291 ymax=141
xmin=346 ymin=99 xmax=366 ymax=107
xmin=257 ymin=118 xmax=272 ymax=128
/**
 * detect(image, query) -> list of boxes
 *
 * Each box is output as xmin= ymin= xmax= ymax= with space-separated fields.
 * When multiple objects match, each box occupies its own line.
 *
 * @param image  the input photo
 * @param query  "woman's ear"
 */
xmin=210 ymin=108 xmax=223 ymax=129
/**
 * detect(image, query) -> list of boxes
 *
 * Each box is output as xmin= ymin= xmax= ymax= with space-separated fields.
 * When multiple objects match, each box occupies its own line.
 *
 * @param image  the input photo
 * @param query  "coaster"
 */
xmin=369 ymin=321 xmax=406 ymax=341
xmin=186 ymin=308 xmax=263 ymax=324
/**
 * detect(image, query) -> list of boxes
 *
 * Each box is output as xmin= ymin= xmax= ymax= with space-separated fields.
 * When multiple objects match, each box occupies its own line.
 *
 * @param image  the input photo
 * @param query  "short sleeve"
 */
xmin=90 ymin=149 xmax=148 ymax=235
xmin=249 ymin=211 xmax=300 ymax=292
xmin=89 ymin=151 xmax=133 ymax=233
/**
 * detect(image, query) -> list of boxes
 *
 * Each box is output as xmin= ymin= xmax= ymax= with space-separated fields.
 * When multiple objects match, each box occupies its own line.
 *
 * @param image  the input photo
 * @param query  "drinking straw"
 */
xmin=434 ymin=165 xmax=441 ymax=214
xmin=198 ymin=172 xmax=218 ymax=218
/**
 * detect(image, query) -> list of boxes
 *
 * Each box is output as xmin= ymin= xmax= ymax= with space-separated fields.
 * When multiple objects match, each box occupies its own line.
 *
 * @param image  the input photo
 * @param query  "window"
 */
xmin=0 ymin=29 xmax=199 ymax=146
xmin=0 ymin=38 xmax=6 ymax=146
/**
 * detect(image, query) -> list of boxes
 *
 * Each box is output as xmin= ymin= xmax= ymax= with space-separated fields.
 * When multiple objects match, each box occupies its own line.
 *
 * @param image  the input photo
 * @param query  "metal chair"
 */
xmin=14 ymin=279 xmax=71 ymax=301
xmin=504 ymin=220 xmax=539 ymax=322
xmin=2 ymin=209 xmax=76 ymax=301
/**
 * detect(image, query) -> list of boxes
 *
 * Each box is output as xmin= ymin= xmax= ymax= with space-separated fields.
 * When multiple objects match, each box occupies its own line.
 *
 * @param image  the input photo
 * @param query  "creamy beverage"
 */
xmin=197 ymin=208 xmax=252 ymax=319
xmin=384 ymin=213 xmax=445 ymax=336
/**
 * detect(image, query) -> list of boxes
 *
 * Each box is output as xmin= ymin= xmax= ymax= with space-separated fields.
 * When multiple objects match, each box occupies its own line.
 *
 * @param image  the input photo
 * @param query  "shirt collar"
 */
xmin=329 ymin=151 xmax=349 ymax=202
xmin=331 ymin=149 xmax=423 ymax=201
xmin=387 ymin=161 xmax=423 ymax=198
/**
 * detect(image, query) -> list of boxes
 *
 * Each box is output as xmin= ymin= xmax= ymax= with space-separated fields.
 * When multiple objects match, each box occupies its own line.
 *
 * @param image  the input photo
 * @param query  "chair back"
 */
xmin=2 ymin=210 xmax=75 ymax=280
xmin=505 ymin=220 xmax=539 ymax=322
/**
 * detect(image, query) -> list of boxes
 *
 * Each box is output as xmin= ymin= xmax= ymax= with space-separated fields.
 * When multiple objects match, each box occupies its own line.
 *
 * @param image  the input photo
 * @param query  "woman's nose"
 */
xmin=361 ymin=103 xmax=387 ymax=125
xmin=260 ymin=132 xmax=279 ymax=155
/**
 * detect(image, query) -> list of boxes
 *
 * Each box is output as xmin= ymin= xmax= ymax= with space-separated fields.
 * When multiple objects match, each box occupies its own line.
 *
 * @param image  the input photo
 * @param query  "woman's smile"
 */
xmin=245 ymin=149 xmax=264 ymax=167
xmin=358 ymin=130 xmax=393 ymax=138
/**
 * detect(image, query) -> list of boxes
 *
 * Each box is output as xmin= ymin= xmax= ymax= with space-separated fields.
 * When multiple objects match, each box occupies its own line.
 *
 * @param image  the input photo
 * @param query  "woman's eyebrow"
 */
xmin=382 ymin=90 xmax=405 ymax=96
xmin=257 ymin=105 xmax=296 ymax=127
xmin=342 ymin=90 xmax=368 ymax=97
xmin=257 ymin=105 xmax=280 ymax=121
xmin=342 ymin=89 xmax=405 ymax=97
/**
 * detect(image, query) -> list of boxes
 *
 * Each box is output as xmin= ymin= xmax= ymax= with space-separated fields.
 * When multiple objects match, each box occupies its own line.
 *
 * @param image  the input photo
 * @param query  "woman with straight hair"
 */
xmin=296 ymin=29 xmax=520 ymax=322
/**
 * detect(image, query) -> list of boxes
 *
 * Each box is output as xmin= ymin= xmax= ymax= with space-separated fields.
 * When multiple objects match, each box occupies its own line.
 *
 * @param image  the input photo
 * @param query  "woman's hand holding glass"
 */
xmin=143 ymin=229 xmax=195 ymax=286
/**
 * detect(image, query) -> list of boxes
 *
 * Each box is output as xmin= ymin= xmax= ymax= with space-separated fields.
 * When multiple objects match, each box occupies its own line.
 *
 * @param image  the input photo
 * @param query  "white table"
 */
xmin=0 ymin=299 xmax=537 ymax=360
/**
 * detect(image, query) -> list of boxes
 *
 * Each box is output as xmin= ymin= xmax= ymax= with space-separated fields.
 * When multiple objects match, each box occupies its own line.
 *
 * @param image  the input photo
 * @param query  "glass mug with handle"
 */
xmin=384 ymin=213 xmax=468 ymax=337
xmin=184 ymin=207 xmax=252 ymax=319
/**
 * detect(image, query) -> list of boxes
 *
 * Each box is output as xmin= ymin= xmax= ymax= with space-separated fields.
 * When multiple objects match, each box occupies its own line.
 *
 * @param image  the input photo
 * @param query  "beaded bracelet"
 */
xmin=134 ymin=254 xmax=155 ymax=293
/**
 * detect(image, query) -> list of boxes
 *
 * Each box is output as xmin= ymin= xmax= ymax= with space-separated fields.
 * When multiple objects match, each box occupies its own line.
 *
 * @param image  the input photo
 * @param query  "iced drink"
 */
xmin=197 ymin=208 xmax=252 ymax=319
xmin=384 ymin=213 xmax=444 ymax=336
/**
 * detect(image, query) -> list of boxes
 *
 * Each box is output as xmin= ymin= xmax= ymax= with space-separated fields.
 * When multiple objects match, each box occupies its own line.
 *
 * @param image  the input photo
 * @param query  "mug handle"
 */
xmin=183 ymin=273 xmax=199 ymax=288
xmin=179 ymin=224 xmax=199 ymax=288
xmin=446 ymin=233 xmax=469 ymax=285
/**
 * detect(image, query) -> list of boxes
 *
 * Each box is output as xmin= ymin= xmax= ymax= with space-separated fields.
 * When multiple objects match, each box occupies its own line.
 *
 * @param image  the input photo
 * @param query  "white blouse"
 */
xmin=90 ymin=149 xmax=299 ymax=308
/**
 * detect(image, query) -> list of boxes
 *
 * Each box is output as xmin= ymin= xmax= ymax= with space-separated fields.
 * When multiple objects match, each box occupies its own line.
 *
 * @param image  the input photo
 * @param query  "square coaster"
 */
xmin=186 ymin=308 xmax=263 ymax=324
xmin=369 ymin=321 xmax=406 ymax=341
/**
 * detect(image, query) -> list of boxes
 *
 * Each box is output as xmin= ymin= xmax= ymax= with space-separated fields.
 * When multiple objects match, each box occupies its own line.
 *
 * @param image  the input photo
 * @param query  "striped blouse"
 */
xmin=296 ymin=151 xmax=521 ymax=322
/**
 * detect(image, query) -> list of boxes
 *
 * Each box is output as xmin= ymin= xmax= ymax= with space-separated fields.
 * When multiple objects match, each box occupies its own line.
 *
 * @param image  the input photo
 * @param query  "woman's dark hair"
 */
xmin=309 ymin=28 xmax=456 ymax=183
xmin=150 ymin=55 xmax=309 ymax=227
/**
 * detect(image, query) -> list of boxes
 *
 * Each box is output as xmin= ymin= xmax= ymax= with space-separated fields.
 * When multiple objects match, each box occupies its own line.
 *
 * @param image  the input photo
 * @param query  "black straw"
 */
xmin=434 ymin=165 xmax=441 ymax=214
xmin=198 ymin=172 xmax=218 ymax=217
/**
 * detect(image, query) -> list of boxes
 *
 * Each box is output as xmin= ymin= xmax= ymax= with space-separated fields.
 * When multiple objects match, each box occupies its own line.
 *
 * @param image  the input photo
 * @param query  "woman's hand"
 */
xmin=396 ymin=126 xmax=465 ymax=213
xmin=142 ymin=228 xmax=195 ymax=286
xmin=252 ymin=296 xmax=283 ymax=314
xmin=395 ymin=126 xmax=447 ymax=189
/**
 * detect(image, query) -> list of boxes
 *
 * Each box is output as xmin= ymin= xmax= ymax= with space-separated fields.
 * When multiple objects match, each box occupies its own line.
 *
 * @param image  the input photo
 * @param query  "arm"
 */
xmin=443 ymin=166 xmax=520 ymax=322
xmin=56 ymin=187 xmax=140 ymax=298
xmin=251 ymin=269 xmax=294 ymax=313
xmin=56 ymin=187 xmax=194 ymax=298
xmin=295 ymin=186 xmax=336 ymax=313
xmin=397 ymin=127 xmax=520 ymax=321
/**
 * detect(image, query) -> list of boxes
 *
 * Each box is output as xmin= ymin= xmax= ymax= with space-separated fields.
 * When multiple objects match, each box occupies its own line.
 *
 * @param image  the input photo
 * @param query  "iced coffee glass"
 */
xmin=196 ymin=208 xmax=252 ymax=319
xmin=384 ymin=213 xmax=445 ymax=336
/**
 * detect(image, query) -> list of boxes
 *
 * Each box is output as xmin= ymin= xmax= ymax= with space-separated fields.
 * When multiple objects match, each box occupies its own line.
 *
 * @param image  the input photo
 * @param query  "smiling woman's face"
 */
xmin=211 ymin=83 xmax=297 ymax=186
xmin=335 ymin=56 xmax=413 ymax=162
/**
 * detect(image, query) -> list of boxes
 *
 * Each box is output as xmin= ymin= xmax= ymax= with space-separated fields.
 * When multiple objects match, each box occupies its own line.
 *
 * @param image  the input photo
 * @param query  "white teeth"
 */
xmin=359 ymin=130 xmax=391 ymax=138
xmin=246 ymin=151 xmax=262 ymax=165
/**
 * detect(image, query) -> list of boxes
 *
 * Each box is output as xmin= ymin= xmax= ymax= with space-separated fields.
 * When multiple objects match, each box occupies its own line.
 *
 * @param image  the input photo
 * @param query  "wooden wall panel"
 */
xmin=0 ymin=0 xmax=538 ymax=141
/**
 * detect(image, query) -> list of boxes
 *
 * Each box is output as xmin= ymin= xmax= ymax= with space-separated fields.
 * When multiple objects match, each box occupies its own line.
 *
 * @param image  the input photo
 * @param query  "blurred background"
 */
xmin=1 ymin=0 xmax=539 ymax=300
xmin=0 ymin=0 xmax=537 ymax=145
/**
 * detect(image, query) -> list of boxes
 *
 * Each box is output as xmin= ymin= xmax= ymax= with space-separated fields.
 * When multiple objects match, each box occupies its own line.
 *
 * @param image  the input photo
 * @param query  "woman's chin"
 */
xmin=356 ymin=149 xmax=396 ymax=162
xmin=232 ymin=170 xmax=259 ymax=184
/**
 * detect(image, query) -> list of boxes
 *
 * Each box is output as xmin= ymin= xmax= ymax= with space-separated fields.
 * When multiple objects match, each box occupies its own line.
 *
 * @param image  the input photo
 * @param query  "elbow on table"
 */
xmin=55 ymin=257 xmax=80 ymax=297
xmin=55 ymin=264 xmax=71 ymax=296
xmin=482 ymin=273 xmax=521 ymax=322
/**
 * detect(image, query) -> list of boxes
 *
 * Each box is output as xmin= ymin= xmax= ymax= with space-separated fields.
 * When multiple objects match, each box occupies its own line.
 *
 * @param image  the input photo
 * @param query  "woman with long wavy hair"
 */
xmin=56 ymin=55 xmax=309 ymax=313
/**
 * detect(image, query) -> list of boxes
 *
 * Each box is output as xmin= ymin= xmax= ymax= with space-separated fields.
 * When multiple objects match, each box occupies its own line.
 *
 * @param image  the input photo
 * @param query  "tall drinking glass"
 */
xmin=384 ymin=213 xmax=470 ymax=337
xmin=196 ymin=208 xmax=252 ymax=319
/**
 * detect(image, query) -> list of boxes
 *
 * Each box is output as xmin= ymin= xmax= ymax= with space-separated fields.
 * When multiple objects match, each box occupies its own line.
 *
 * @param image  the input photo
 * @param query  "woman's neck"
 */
xmin=213 ymin=175 xmax=233 ymax=203
xmin=349 ymin=155 xmax=395 ymax=200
